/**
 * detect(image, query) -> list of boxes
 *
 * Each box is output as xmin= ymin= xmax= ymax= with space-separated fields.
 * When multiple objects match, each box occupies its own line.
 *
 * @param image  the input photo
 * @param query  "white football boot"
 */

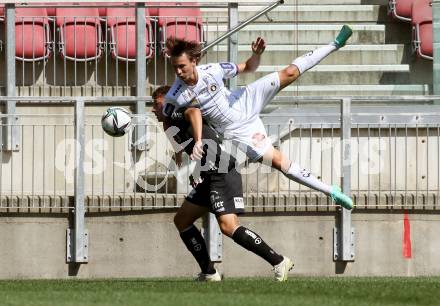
xmin=195 ymin=270 xmax=222 ymax=282
xmin=273 ymin=256 xmax=294 ymax=282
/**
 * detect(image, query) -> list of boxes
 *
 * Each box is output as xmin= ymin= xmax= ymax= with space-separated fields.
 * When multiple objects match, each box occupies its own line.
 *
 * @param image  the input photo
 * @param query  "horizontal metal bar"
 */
xmin=0 ymin=95 xmax=439 ymax=104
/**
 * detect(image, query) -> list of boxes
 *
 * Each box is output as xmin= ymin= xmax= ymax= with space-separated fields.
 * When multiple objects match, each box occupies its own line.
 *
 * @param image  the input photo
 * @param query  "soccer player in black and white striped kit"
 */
xmin=152 ymin=85 xmax=293 ymax=282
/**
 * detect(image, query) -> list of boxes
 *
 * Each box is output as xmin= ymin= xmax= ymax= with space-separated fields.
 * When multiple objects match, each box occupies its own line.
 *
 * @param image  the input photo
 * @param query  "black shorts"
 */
xmin=185 ymin=169 xmax=245 ymax=216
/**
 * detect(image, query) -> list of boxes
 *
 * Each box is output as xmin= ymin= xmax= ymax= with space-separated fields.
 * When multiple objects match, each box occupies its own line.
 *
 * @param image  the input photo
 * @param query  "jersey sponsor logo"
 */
xmin=172 ymin=84 xmax=182 ymax=96
xmin=233 ymin=197 xmax=244 ymax=209
xmin=220 ymin=62 xmax=234 ymax=70
xmin=210 ymin=190 xmax=224 ymax=212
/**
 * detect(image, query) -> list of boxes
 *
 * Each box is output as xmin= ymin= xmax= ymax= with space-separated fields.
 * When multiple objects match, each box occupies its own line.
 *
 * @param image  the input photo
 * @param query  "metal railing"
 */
xmin=1 ymin=96 xmax=440 ymax=211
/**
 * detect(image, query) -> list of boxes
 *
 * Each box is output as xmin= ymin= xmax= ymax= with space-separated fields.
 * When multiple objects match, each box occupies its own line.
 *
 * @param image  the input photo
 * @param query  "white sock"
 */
xmin=283 ymin=162 xmax=332 ymax=195
xmin=291 ymin=43 xmax=337 ymax=74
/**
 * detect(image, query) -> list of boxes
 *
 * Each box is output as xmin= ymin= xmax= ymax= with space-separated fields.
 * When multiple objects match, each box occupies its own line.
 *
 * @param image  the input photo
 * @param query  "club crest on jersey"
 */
xmin=209 ymin=84 xmax=217 ymax=92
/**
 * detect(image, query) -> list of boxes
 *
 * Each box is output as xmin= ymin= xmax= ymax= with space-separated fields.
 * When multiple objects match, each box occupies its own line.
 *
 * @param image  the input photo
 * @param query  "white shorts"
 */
xmin=229 ymin=72 xmax=281 ymax=121
xmin=224 ymin=72 xmax=280 ymax=161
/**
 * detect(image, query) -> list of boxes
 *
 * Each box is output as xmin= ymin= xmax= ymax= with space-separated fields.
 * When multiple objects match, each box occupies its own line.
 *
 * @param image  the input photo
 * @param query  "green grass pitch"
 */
xmin=1 ymin=277 xmax=440 ymax=306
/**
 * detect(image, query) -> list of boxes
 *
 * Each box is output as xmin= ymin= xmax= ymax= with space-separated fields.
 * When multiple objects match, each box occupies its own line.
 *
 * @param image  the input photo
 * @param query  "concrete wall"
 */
xmin=0 ymin=211 xmax=439 ymax=279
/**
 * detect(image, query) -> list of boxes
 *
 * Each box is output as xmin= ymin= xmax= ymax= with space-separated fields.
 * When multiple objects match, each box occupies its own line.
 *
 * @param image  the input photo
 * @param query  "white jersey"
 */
xmin=164 ymin=62 xmax=281 ymax=162
xmin=163 ymin=62 xmax=246 ymax=134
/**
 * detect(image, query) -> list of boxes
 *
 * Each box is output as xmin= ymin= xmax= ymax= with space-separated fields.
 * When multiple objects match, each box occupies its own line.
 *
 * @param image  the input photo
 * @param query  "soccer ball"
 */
xmin=101 ymin=107 xmax=132 ymax=137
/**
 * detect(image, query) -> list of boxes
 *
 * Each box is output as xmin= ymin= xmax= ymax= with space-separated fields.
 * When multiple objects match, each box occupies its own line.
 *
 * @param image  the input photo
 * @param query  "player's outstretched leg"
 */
xmin=218 ymin=214 xmax=294 ymax=282
xmin=231 ymin=226 xmax=294 ymax=282
xmin=278 ymin=25 xmax=353 ymax=90
xmin=291 ymin=24 xmax=353 ymax=75
xmin=283 ymin=163 xmax=353 ymax=210
xmin=266 ymin=148 xmax=354 ymax=210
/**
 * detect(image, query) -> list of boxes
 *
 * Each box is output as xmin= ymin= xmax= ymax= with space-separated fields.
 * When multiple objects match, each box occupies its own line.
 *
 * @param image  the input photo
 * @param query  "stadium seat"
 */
xmin=15 ymin=7 xmax=52 ymax=61
xmin=411 ymin=0 xmax=433 ymax=59
xmin=106 ymin=5 xmax=154 ymax=61
xmin=157 ymin=2 xmax=204 ymax=55
xmin=149 ymin=6 xmax=158 ymax=17
xmin=45 ymin=4 xmax=56 ymax=17
xmin=389 ymin=0 xmax=415 ymax=22
xmin=56 ymin=6 xmax=103 ymax=61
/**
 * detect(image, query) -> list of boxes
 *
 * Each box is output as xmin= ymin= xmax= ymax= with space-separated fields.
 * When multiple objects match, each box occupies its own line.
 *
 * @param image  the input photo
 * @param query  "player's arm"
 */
xmin=184 ymin=108 xmax=204 ymax=160
xmin=236 ymin=37 xmax=266 ymax=74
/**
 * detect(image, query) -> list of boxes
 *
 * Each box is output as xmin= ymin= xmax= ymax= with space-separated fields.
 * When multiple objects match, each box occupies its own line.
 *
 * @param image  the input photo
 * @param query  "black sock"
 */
xmin=179 ymin=225 xmax=216 ymax=274
xmin=232 ymin=226 xmax=284 ymax=266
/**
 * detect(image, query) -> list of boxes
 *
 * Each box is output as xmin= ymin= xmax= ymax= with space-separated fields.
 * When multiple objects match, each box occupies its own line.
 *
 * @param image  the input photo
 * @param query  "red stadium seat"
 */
xmin=157 ymin=2 xmax=204 ymax=55
xmin=56 ymin=6 xmax=103 ymax=61
xmin=15 ymin=7 xmax=52 ymax=61
xmin=106 ymin=5 xmax=154 ymax=61
xmin=149 ymin=6 xmax=158 ymax=17
xmin=389 ymin=0 xmax=415 ymax=22
xmin=411 ymin=0 xmax=433 ymax=59
xmin=45 ymin=4 xmax=56 ymax=17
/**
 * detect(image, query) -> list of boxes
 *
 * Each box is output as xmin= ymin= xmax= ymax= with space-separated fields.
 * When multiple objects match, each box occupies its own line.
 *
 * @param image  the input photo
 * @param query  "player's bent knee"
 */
xmin=219 ymin=223 xmax=235 ymax=237
xmin=278 ymin=66 xmax=300 ymax=90
xmin=286 ymin=65 xmax=300 ymax=79
xmin=173 ymin=213 xmax=191 ymax=232
xmin=217 ymin=216 xmax=239 ymax=237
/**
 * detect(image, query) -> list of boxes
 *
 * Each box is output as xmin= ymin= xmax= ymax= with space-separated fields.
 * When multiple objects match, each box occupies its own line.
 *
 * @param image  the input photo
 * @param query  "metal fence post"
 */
xmin=3 ymin=3 xmax=19 ymax=152
xmin=134 ymin=2 xmax=147 ymax=151
xmin=202 ymin=213 xmax=223 ymax=262
xmin=334 ymin=98 xmax=355 ymax=262
xmin=67 ymin=98 xmax=88 ymax=263
xmin=227 ymin=2 xmax=239 ymax=90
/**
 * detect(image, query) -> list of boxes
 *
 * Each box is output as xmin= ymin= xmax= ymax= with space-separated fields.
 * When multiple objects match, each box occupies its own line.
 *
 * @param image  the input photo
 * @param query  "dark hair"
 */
xmin=152 ymin=85 xmax=171 ymax=100
xmin=165 ymin=37 xmax=202 ymax=63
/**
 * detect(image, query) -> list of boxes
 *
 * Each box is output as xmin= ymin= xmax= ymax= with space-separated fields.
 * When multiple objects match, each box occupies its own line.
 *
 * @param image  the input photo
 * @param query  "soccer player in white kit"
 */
xmin=162 ymin=25 xmax=354 ymax=210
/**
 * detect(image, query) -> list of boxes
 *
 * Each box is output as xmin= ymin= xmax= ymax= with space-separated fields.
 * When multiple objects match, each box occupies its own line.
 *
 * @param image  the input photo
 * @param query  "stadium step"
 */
xmin=235 ymin=64 xmax=429 ymax=85
xmin=202 ymin=5 xmax=387 ymax=23
xmin=273 ymin=84 xmax=431 ymax=96
xmin=205 ymin=44 xmax=407 ymax=65
xmin=206 ymin=24 xmax=386 ymax=45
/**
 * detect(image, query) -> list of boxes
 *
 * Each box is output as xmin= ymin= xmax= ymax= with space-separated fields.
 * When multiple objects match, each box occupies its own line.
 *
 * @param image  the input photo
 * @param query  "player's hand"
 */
xmin=190 ymin=140 xmax=204 ymax=161
xmin=251 ymin=37 xmax=266 ymax=55
xmin=189 ymin=174 xmax=204 ymax=188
